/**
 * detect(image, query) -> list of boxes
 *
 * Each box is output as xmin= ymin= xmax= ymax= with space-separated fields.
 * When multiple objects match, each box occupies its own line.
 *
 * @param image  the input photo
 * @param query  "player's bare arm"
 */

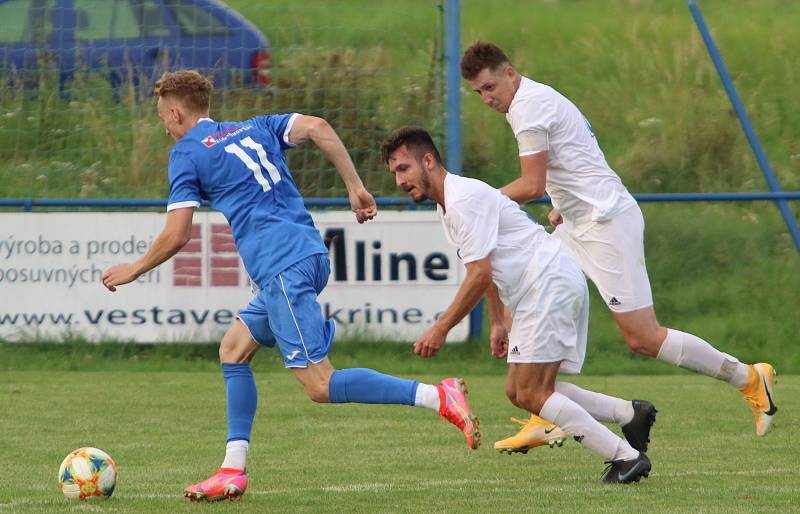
xmin=102 ymin=207 xmax=194 ymax=292
xmin=486 ymin=282 xmax=509 ymax=359
xmin=288 ymin=114 xmax=377 ymax=224
xmin=413 ymin=257 xmax=493 ymax=358
xmin=500 ymin=151 xmax=548 ymax=204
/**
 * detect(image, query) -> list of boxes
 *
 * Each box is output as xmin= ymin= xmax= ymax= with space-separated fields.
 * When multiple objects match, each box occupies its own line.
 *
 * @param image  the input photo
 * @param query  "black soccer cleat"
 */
xmin=621 ymin=400 xmax=657 ymax=453
xmin=600 ymin=452 xmax=651 ymax=484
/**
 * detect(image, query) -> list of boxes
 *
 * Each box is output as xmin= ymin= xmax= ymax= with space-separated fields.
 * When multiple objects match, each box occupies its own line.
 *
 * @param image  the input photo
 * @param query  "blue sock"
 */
xmin=223 ymin=363 xmax=258 ymax=442
xmin=328 ymin=368 xmax=418 ymax=405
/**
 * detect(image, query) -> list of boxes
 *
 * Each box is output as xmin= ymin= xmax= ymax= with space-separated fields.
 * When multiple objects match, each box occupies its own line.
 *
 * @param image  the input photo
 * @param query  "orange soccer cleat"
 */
xmin=436 ymin=377 xmax=481 ymax=449
xmin=738 ymin=362 xmax=778 ymax=436
xmin=183 ymin=468 xmax=248 ymax=502
xmin=494 ymin=415 xmax=566 ymax=454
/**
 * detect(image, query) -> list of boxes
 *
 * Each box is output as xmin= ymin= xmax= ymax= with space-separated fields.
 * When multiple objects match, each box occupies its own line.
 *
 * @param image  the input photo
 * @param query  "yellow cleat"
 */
xmin=738 ymin=363 xmax=778 ymax=436
xmin=494 ymin=415 xmax=566 ymax=454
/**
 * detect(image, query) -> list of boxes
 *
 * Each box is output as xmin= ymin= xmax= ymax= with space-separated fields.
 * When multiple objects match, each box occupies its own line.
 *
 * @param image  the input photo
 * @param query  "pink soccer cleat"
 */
xmin=183 ymin=468 xmax=248 ymax=502
xmin=436 ymin=377 xmax=481 ymax=449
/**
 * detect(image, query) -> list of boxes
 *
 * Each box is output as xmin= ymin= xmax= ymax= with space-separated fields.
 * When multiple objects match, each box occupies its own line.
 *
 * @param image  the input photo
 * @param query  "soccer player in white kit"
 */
xmin=383 ymin=126 xmax=651 ymax=484
xmin=460 ymin=41 xmax=778 ymax=445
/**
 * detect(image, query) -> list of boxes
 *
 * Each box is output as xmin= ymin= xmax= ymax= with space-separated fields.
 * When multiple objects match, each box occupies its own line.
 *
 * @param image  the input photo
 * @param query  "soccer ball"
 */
xmin=57 ymin=447 xmax=117 ymax=500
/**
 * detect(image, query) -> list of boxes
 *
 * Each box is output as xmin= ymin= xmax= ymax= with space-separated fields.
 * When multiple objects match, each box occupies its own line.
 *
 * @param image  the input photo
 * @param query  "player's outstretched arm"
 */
xmin=500 ymin=151 xmax=548 ymax=204
xmin=102 ymin=207 xmax=194 ymax=292
xmin=413 ymin=257 xmax=493 ymax=358
xmin=288 ymin=115 xmax=377 ymax=224
xmin=486 ymin=283 xmax=509 ymax=359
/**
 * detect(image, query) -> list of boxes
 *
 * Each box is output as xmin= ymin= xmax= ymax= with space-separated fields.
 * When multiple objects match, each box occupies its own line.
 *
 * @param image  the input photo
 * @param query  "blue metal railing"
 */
xmin=3 ymin=192 xmax=800 ymax=211
xmin=0 ymin=196 xmax=418 ymax=210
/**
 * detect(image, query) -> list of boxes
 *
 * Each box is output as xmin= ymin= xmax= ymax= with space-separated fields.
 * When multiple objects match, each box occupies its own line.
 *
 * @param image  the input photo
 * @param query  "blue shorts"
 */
xmin=238 ymin=253 xmax=335 ymax=368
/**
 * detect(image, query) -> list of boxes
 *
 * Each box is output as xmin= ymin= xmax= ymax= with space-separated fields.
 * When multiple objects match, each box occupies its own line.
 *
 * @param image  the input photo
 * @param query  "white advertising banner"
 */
xmin=0 ymin=211 xmax=468 ymax=343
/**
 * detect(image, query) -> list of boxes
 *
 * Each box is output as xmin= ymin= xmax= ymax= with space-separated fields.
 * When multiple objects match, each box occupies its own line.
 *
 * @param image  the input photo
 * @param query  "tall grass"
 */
xmin=0 ymin=48 xmax=442 ymax=200
xmin=0 ymin=2 xmax=444 ymax=200
xmin=2 ymin=1 xmax=798 ymax=199
xmin=459 ymin=0 xmax=800 ymax=192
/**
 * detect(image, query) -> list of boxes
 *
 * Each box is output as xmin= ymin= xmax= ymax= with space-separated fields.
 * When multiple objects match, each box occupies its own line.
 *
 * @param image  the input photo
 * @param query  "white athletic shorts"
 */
xmin=552 ymin=204 xmax=653 ymax=313
xmin=507 ymin=252 xmax=588 ymax=374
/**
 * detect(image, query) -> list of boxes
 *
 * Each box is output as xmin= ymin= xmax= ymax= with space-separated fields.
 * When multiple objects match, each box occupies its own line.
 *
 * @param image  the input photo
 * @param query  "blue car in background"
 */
xmin=0 ymin=0 xmax=272 ymax=88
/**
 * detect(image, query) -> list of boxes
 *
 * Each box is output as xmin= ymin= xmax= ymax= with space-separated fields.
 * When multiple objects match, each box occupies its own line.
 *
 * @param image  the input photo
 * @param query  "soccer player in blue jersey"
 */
xmin=101 ymin=70 xmax=480 ymax=502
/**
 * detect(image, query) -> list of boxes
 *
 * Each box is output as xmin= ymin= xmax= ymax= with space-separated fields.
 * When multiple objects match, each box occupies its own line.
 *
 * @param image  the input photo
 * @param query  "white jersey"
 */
xmin=437 ymin=173 xmax=562 ymax=310
xmin=506 ymin=76 xmax=636 ymax=223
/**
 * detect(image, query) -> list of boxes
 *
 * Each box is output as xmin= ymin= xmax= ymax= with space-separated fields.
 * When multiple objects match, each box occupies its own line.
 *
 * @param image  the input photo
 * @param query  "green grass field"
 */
xmin=2 ymin=2 xmax=800 ymax=511
xmin=1 ymin=366 xmax=797 ymax=513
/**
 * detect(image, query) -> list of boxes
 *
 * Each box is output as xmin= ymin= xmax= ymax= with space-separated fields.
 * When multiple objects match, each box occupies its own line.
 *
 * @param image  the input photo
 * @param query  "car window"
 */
xmin=74 ymin=0 xmax=140 ymax=40
xmin=164 ymin=0 xmax=228 ymax=36
xmin=0 ymin=0 xmax=55 ymax=43
xmin=131 ymin=0 xmax=172 ymax=39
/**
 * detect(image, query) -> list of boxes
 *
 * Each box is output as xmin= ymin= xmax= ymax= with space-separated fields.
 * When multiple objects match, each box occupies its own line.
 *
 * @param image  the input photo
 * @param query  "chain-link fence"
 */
xmin=0 ymin=0 xmax=445 ymax=200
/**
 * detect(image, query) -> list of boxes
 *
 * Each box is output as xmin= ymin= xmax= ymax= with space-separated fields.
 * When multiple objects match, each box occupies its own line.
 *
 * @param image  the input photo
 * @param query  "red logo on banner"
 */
xmin=209 ymin=224 xmax=239 ymax=286
xmin=172 ymin=223 xmax=243 ymax=287
xmin=173 ymin=224 xmax=202 ymax=286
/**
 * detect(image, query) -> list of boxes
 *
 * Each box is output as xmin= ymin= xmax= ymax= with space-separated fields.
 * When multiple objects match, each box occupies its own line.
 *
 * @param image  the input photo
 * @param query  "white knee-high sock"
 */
xmin=657 ymin=328 xmax=749 ymax=388
xmin=555 ymin=381 xmax=634 ymax=426
xmin=540 ymin=392 xmax=638 ymax=462
xmin=221 ymin=440 xmax=249 ymax=470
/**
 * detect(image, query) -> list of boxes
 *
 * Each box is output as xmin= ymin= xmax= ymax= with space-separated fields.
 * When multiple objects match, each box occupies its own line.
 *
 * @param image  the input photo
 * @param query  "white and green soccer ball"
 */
xmin=58 ymin=447 xmax=117 ymax=500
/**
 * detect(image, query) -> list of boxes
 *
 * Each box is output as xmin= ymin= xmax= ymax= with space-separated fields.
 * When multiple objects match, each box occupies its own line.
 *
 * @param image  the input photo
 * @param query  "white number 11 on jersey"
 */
xmin=224 ymin=136 xmax=282 ymax=192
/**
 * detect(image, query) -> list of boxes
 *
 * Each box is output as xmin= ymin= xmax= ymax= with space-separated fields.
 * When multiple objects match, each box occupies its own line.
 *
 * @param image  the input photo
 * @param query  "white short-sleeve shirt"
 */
xmin=438 ymin=173 xmax=562 ymax=310
xmin=506 ymin=77 xmax=636 ymax=223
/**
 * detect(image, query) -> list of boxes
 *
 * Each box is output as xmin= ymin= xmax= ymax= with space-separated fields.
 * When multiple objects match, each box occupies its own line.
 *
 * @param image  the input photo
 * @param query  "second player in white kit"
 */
xmin=505 ymin=74 xmax=651 ymax=311
xmin=460 ymin=41 xmax=778 ymax=443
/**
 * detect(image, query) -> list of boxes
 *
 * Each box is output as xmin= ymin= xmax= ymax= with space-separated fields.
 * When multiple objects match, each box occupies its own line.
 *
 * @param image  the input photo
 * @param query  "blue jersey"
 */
xmin=166 ymin=113 xmax=327 ymax=288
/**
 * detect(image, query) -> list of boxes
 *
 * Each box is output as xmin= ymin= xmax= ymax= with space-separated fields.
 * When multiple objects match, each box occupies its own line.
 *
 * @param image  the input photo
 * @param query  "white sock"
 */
xmin=540 ymin=392 xmax=638 ymax=462
xmin=657 ymin=328 xmax=750 ymax=388
xmin=555 ymin=381 xmax=634 ymax=426
xmin=612 ymin=440 xmax=640 ymax=461
xmin=414 ymin=383 xmax=440 ymax=411
xmin=221 ymin=440 xmax=249 ymax=470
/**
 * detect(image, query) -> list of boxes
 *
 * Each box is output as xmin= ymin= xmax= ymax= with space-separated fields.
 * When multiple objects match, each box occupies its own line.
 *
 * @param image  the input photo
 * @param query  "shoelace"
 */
xmin=600 ymin=460 xmax=616 ymax=479
xmin=509 ymin=416 xmax=549 ymax=428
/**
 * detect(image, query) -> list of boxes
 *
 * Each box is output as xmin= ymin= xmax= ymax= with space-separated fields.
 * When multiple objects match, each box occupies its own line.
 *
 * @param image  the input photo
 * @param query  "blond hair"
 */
xmin=153 ymin=70 xmax=213 ymax=113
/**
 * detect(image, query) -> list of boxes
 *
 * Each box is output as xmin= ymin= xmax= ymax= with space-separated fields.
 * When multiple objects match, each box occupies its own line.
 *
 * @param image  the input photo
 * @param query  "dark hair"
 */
xmin=154 ymin=70 xmax=213 ymax=113
xmin=381 ymin=126 xmax=443 ymax=164
xmin=460 ymin=41 xmax=512 ymax=80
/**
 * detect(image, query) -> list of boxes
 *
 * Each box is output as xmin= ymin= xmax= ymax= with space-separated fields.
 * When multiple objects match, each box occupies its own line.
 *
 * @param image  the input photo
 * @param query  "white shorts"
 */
xmin=552 ymin=204 xmax=653 ymax=313
xmin=507 ymin=252 xmax=588 ymax=374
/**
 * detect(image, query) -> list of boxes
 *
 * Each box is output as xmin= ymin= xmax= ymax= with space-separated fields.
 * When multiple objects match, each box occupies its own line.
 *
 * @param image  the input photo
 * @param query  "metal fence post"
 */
xmin=445 ymin=0 xmax=482 ymax=338
xmin=444 ymin=0 xmax=462 ymax=176
xmin=688 ymin=0 xmax=800 ymax=253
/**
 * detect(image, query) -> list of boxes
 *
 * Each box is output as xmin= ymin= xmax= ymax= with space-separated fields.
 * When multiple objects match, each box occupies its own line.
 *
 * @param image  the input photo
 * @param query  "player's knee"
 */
xmin=623 ymin=332 xmax=660 ymax=357
xmin=506 ymin=387 xmax=517 ymax=405
xmin=219 ymin=335 xmax=249 ymax=364
xmin=505 ymin=386 xmax=518 ymax=406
